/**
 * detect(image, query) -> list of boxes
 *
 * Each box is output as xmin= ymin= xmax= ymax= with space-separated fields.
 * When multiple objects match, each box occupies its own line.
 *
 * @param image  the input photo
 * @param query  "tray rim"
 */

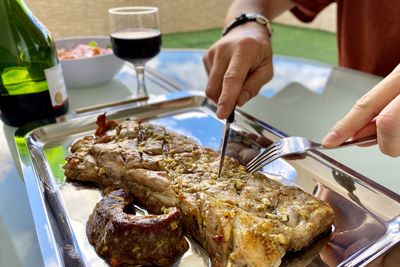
xmin=15 ymin=91 xmax=400 ymax=267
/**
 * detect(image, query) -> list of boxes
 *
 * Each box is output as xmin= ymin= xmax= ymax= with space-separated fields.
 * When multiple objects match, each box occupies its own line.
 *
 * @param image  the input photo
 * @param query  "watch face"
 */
xmin=246 ymin=13 xmax=257 ymax=19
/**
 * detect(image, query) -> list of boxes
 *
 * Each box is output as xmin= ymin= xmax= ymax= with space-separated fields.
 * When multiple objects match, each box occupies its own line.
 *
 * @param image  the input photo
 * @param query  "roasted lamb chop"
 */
xmin=64 ymin=115 xmax=334 ymax=267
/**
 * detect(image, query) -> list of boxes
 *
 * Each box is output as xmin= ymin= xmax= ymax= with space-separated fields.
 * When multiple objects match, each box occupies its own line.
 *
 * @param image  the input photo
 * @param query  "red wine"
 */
xmin=0 ymin=91 xmax=68 ymax=126
xmin=110 ymin=28 xmax=161 ymax=64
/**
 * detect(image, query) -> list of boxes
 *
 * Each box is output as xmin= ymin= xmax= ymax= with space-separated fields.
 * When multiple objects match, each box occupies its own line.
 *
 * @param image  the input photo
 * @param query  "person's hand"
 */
xmin=203 ymin=22 xmax=273 ymax=119
xmin=322 ymin=64 xmax=400 ymax=157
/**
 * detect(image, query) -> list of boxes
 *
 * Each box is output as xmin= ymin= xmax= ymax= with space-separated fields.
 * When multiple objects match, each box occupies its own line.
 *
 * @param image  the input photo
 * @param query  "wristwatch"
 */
xmin=222 ymin=13 xmax=273 ymax=37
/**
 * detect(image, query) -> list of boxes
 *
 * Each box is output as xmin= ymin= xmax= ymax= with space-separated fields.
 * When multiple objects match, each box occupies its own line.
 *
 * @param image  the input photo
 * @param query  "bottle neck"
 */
xmin=0 ymin=0 xmax=55 ymax=65
xmin=0 ymin=0 xmax=33 ymax=24
xmin=3 ymin=0 xmax=51 ymax=39
xmin=0 ymin=0 xmax=29 ymax=12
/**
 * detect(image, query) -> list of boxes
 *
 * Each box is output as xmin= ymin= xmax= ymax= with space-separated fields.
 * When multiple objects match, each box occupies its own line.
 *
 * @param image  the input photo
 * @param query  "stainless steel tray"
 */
xmin=16 ymin=91 xmax=400 ymax=267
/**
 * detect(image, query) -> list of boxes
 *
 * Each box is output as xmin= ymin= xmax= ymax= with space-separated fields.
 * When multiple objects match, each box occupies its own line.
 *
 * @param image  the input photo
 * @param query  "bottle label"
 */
xmin=44 ymin=63 xmax=67 ymax=108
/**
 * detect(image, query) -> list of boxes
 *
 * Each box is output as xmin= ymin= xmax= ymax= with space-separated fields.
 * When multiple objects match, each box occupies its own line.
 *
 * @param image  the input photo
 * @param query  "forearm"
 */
xmin=204 ymin=0 xmax=290 ymax=119
xmin=225 ymin=0 xmax=295 ymax=24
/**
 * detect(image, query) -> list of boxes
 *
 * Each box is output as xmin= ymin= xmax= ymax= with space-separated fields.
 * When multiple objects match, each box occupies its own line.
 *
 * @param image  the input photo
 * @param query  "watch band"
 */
xmin=222 ymin=13 xmax=273 ymax=37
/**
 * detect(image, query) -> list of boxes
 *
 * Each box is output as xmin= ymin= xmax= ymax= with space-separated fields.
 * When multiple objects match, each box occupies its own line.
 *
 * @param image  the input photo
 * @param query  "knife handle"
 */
xmin=227 ymin=105 xmax=236 ymax=123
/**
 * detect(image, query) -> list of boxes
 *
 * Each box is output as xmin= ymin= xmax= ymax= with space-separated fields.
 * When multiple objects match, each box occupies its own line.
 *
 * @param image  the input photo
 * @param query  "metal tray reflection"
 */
xmin=16 ymin=91 xmax=400 ymax=267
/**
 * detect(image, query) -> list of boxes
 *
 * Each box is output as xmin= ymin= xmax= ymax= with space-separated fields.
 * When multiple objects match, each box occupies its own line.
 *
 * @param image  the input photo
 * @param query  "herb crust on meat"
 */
xmin=64 ymin=115 xmax=334 ymax=267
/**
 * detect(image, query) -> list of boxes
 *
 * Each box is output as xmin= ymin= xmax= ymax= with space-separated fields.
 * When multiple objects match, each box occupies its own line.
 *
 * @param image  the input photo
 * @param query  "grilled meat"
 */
xmin=64 ymin=116 xmax=334 ymax=267
xmin=87 ymin=189 xmax=188 ymax=266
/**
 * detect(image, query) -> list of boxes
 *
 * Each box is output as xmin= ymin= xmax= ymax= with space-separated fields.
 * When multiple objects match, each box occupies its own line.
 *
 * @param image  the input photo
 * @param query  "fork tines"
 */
xmin=246 ymin=142 xmax=281 ymax=173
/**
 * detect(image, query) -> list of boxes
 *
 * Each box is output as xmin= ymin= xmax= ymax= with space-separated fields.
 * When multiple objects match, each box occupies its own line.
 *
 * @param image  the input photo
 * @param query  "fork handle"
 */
xmin=335 ymin=134 xmax=377 ymax=148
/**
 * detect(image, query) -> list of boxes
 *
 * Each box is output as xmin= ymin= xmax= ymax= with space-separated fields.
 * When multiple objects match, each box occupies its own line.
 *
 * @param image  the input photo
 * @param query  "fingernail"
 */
xmin=238 ymin=91 xmax=250 ymax=106
xmin=322 ymin=130 xmax=340 ymax=147
xmin=216 ymin=103 xmax=227 ymax=119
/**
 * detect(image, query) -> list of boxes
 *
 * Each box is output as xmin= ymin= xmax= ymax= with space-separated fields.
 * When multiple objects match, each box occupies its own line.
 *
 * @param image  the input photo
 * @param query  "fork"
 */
xmin=246 ymin=134 xmax=377 ymax=173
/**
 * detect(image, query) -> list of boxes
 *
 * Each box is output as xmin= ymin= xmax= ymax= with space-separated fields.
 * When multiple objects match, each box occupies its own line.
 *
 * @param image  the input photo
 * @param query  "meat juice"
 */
xmin=110 ymin=28 xmax=161 ymax=64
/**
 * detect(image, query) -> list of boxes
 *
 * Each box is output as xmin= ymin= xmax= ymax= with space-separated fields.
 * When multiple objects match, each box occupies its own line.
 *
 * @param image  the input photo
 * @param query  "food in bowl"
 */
xmin=57 ymin=41 xmax=112 ymax=60
xmin=55 ymin=36 xmax=124 ymax=88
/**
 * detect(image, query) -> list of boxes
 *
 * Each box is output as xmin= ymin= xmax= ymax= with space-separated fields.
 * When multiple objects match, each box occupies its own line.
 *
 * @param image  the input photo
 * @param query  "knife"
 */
xmin=218 ymin=108 xmax=236 ymax=177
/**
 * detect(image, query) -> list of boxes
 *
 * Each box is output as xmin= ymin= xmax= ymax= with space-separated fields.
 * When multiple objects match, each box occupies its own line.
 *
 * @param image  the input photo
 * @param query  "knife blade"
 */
xmin=218 ymin=108 xmax=236 ymax=177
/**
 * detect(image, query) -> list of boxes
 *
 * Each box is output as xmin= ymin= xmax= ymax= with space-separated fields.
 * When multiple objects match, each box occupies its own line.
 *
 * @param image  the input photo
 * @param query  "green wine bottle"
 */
xmin=0 ymin=0 xmax=68 ymax=127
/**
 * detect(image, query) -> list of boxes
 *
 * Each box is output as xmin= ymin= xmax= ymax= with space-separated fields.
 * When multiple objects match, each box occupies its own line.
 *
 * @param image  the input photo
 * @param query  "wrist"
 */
xmin=222 ymin=13 xmax=273 ymax=37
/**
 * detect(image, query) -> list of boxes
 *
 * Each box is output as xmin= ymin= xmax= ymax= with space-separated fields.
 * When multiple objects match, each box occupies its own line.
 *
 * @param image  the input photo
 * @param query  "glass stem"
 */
xmin=134 ymin=64 xmax=148 ymax=98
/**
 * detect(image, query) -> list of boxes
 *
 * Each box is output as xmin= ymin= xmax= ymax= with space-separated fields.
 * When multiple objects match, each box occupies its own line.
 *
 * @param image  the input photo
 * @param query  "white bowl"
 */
xmin=55 ymin=36 xmax=124 ymax=88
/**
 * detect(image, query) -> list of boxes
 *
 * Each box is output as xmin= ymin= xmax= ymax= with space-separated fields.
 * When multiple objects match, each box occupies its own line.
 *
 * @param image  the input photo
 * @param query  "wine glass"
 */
xmin=109 ymin=6 xmax=161 ymax=99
